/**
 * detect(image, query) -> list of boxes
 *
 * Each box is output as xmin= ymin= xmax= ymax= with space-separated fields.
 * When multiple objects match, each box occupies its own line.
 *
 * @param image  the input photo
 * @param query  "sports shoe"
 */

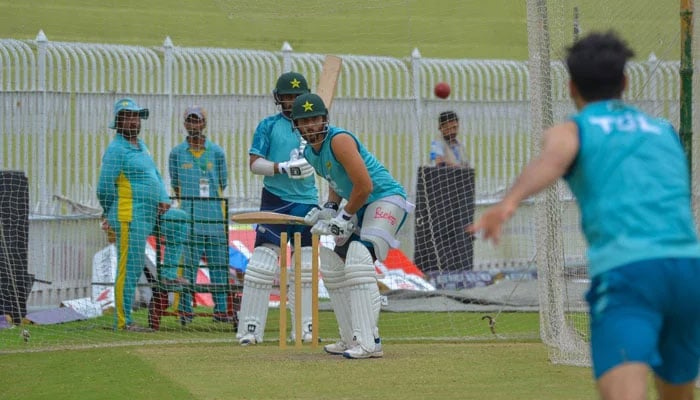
xmin=291 ymin=331 xmax=317 ymax=344
xmin=342 ymin=339 xmax=383 ymax=359
xmin=125 ymin=324 xmax=154 ymax=333
xmin=239 ymin=333 xmax=258 ymax=346
xmin=324 ymin=340 xmax=350 ymax=355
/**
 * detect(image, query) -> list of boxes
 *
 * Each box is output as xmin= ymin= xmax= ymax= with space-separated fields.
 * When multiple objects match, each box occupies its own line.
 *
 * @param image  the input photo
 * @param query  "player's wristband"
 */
xmin=323 ymin=201 xmax=339 ymax=211
xmin=339 ymin=209 xmax=353 ymax=221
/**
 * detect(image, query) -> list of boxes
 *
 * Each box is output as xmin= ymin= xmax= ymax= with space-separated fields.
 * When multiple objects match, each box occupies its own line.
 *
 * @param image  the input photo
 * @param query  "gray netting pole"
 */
xmin=680 ymin=0 xmax=693 ymax=175
xmin=525 ymin=0 xmax=567 ymax=353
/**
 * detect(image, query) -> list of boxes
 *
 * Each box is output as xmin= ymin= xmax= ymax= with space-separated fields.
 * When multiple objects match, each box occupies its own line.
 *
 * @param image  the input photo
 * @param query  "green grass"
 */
xmin=0 ymin=0 xmax=527 ymax=58
xmin=1 ymin=310 xmax=577 ymax=399
xmin=0 ymin=0 xmax=682 ymax=61
xmin=2 ymin=342 xmax=600 ymax=400
xmin=0 ymin=309 xmax=541 ymax=351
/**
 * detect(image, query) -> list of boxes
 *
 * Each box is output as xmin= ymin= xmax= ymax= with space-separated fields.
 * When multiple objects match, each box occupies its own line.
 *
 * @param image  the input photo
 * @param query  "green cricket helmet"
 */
xmin=273 ymin=72 xmax=310 ymax=116
xmin=291 ymin=93 xmax=329 ymax=146
xmin=290 ymin=93 xmax=328 ymax=120
xmin=273 ymin=72 xmax=310 ymax=97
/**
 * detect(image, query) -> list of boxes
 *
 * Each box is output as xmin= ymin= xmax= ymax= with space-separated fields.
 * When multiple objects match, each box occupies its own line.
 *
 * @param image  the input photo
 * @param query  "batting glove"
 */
xmin=278 ymin=158 xmax=314 ymax=179
xmin=327 ymin=210 xmax=356 ymax=246
xmin=310 ymin=219 xmax=331 ymax=235
xmin=304 ymin=201 xmax=339 ymax=225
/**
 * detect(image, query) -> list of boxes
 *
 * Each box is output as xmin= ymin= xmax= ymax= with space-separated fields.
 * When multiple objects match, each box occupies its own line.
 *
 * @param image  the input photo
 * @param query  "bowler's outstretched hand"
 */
xmin=466 ymin=201 xmax=516 ymax=245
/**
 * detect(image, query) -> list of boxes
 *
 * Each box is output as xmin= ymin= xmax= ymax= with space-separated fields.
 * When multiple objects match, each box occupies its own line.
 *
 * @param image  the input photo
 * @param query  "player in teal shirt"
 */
xmin=237 ymin=72 xmax=319 ymax=345
xmin=96 ymin=98 xmax=171 ymax=332
xmin=291 ymin=93 xmax=413 ymax=359
xmin=168 ymin=106 xmax=233 ymax=325
xmin=567 ymin=101 xmax=700 ymax=276
xmin=302 ymin=124 xmax=406 ymax=204
xmin=468 ymin=32 xmax=700 ymax=399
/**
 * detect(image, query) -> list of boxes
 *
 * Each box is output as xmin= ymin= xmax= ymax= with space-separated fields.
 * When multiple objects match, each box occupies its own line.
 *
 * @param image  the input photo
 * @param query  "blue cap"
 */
xmin=109 ymin=98 xmax=149 ymax=129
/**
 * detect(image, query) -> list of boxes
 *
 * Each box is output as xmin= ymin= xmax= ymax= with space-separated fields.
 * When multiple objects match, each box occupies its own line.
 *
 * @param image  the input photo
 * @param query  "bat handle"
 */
xmin=297 ymin=140 xmax=307 ymax=159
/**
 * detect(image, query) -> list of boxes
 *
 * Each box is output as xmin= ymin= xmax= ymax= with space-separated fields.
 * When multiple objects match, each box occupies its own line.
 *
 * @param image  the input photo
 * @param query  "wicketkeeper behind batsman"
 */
xmin=236 ymin=72 xmax=319 ymax=345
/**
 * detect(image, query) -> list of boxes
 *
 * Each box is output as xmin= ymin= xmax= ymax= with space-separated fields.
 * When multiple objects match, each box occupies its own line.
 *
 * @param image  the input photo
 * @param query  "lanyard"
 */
xmin=190 ymin=143 xmax=209 ymax=175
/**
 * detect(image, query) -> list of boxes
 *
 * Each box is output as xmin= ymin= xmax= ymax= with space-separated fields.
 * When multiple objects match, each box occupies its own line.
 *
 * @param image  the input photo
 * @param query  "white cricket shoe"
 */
xmin=239 ymin=333 xmax=258 ymax=346
xmin=342 ymin=340 xmax=383 ymax=359
xmin=323 ymin=340 xmax=350 ymax=355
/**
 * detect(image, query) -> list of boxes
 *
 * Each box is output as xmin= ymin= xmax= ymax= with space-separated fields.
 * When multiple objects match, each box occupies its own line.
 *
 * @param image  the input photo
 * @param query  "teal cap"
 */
xmin=109 ymin=98 xmax=149 ymax=129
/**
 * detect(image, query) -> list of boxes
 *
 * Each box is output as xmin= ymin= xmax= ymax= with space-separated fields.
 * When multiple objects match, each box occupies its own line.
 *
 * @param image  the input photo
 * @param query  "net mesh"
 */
xmin=0 ymin=1 xmax=691 ymax=358
xmin=526 ymin=0 xmax=691 ymax=366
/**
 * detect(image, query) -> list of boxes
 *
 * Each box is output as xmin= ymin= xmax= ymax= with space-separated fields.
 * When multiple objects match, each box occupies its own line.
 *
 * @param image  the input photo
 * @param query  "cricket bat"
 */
xmin=316 ymin=55 xmax=342 ymax=110
xmin=231 ymin=211 xmax=310 ymax=225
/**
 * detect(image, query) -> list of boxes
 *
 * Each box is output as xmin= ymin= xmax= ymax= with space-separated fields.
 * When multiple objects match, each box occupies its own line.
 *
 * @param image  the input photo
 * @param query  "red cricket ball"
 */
xmin=434 ymin=82 xmax=451 ymax=99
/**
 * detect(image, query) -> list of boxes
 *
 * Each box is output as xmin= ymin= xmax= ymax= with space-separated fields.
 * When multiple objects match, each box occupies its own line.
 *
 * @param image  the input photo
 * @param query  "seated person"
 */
xmin=430 ymin=111 xmax=470 ymax=167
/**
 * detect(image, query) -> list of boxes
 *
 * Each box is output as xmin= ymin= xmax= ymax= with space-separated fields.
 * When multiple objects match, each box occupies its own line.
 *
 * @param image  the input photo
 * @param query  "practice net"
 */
xmin=527 ymin=0 xmax=695 ymax=367
xmin=0 ymin=1 xmax=693 ymax=357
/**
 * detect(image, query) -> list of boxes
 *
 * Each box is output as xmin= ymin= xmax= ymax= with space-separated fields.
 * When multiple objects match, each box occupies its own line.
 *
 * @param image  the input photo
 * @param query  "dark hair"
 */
xmin=565 ymin=31 xmax=635 ymax=102
xmin=439 ymin=111 xmax=458 ymax=126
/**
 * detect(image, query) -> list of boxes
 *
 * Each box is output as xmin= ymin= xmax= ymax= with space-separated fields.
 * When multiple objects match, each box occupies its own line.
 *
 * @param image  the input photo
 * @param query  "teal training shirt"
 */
xmin=96 ymin=134 xmax=170 ymax=224
xmin=249 ymin=113 xmax=318 ymax=204
xmin=303 ymin=126 xmax=406 ymax=203
xmin=169 ymin=139 xmax=228 ymax=236
xmin=565 ymin=100 xmax=700 ymax=277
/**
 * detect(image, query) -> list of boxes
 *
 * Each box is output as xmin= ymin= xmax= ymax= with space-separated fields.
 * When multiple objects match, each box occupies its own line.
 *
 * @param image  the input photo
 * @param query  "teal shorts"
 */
xmin=586 ymin=257 xmax=700 ymax=383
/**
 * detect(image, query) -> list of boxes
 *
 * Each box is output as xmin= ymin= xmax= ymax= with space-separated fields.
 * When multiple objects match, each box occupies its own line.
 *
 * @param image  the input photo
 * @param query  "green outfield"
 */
xmin=2 ymin=342 xmax=601 ymax=400
xmin=0 ymin=306 xmax=662 ymax=400
xmin=0 ymin=309 xmax=542 ymax=352
xmin=0 ymin=0 xmax=681 ymax=60
xmin=0 ymin=310 xmax=601 ymax=400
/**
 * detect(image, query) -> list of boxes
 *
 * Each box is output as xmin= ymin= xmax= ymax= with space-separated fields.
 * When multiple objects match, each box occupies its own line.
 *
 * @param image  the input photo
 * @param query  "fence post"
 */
xmin=34 ymin=30 xmax=50 ymax=294
xmin=281 ymin=41 xmax=292 ymax=73
xmin=409 ymin=47 xmax=423 ymax=197
xmin=36 ymin=30 xmax=49 ymax=214
xmin=163 ymin=37 xmax=174 ymax=172
xmin=645 ymin=53 xmax=658 ymax=109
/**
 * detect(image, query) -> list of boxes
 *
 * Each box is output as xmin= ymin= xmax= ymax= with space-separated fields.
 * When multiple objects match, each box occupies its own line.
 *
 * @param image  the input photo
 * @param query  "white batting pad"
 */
xmin=236 ymin=246 xmax=278 ymax=342
xmin=346 ymin=242 xmax=381 ymax=351
xmin=359 ymin=198 xmax=407 ymax=262
xmin=319 ymin=246 xmax=354 ymax=345
xmin=289 ymin=246 xmax=314 ymax=336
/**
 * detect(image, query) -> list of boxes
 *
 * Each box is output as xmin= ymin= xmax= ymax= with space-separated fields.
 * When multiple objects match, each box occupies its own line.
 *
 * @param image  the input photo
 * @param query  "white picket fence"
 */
xmin=0 ymin=31 xmax=681 ymax=307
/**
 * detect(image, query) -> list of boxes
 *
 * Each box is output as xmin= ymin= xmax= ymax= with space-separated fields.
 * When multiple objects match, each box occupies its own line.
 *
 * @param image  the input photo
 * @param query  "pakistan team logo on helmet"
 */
xmin=273 ymin=72 xmax=310 ymax=96
xmin=291 ymin=93 xmax=328 ymax=120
